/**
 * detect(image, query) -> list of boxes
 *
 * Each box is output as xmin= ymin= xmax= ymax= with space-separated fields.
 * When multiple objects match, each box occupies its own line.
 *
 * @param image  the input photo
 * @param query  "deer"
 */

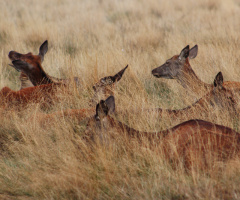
xmin=151 ymin=45 xmax=240 ymax=98
xmin=148 ymin=72 xmax=239 ymax=126
xmin=8 ymin=40 xmax=80 ymax=89
xmin=1 ymin=58 xmax=128 ymax=111
xmin=85 ymin=96 xmax=240 ymax=170
xmin=0 ymin=82 xmax=65 ymax=110
xmin=40 ymin=71 xmax=237 ymax=127
xmin=31 ymin=65 xmax=128 ymax=125
xmin=11 ymin=58 xmax=128 ymax=103
xmin=8 ymin=40 xmax=128 ymax=102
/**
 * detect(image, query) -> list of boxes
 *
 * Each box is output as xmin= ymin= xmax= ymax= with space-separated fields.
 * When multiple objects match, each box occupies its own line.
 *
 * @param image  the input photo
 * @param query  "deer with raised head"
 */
xmin=8 ymin=40 xmax=80 ymax=89
xmin=151 ymin=45 xmax=240 ymax=97
xmin=149 ymin=72 xmax=238 ymax=125
xmin=11 ymin=59 xmax=128 ymax=103
xmin=86 ymin=96 xmax=240 ymax=169
xmin=1 ymin=59 xmax=128 ymax=111
xmin=9 ymin=40 xmax=128 ymax=104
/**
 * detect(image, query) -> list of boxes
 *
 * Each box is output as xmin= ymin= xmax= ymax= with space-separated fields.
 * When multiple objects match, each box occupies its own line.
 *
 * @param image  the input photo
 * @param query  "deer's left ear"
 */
xmin=112 ymin=65 xmax=128 ymax=82
xmin=214 ymin=72 xmax=223 ymax=89
xmin=39 ymin=40 xmax=48 ymax=62
xmin=105 ymin=96 xmax=115 ymax=114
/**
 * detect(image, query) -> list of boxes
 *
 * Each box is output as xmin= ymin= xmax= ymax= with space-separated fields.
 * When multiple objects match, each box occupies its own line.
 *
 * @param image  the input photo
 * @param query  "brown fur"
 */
xmin=38 ymin=108 xmax=95 ymax=126
xmin=9 ymin=41 xmax=128 ymax=104
xmin=8 ymin=40 xmax=73 ymax=89
xmin=86 ymin=97 xmax=240 ymax=170
xmin=0 ymin=83 xmax=65 ymax=110
xmin=152 ymin=45 xmax=240 ymax=96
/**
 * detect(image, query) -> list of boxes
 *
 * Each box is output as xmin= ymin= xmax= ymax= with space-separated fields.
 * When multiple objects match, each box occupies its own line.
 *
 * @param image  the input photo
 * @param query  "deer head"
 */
xmin=85 ymin=96 xmax=116 ymax=143
xmin=152 ymin=45 xmax=198 ymax=79
xmin=91 ymin=65 xmax=128 ymax=104
xmin=8 ymin=40 xmax=52 ymax=87
xmin=196 ymin=72 xmax=238 ymax=116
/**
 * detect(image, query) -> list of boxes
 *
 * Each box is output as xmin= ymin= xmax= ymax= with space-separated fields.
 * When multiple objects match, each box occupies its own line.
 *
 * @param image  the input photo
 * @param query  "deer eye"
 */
xmin=95 ymin=115 xmax=100 ymax=121
xmin=101 ymin=78 xmax=108 ymax=83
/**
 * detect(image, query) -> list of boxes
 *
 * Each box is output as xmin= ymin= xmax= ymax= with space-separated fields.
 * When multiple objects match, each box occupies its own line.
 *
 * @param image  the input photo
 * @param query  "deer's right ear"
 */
xmin=179 ymin=45 xmax=189 ymax=61
xmin=213 ymin=72 xmax=223 ymax=89
xmin=12 ymin=60 xmax=34 ymax=72
xmin=39 ymin=40 xmax=48 ymax=62
xmin=105 ymin=96 xmax=115 ymax=114
xmin=189 ymin=45 xmax=198 ymax=59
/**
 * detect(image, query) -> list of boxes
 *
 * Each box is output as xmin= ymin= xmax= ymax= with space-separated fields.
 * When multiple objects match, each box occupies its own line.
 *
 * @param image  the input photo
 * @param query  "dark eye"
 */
xmin=101 ymin=78 xmax=108 ymax=83
xmin=95 ymin=115 xmax=100 ymax=121
xmin=166 ymin=61 xmax=170 ymax=65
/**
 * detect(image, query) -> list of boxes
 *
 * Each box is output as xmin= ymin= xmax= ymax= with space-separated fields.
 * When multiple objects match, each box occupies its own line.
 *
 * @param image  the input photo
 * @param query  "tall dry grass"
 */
xmin=0 ymin=0 xmax=240 ymax=199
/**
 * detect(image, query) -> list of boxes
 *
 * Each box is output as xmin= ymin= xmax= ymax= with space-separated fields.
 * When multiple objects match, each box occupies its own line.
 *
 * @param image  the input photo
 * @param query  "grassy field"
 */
xmin=0 ymin=0 xmax=240 ymax=199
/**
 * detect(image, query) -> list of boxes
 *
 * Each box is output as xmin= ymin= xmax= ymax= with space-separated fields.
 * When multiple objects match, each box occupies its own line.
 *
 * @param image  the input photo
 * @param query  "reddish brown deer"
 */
xmin=37 ymin=108 xmax=95 ymax=126
xmin=86 ymin=96 xmax=240 ymax=170
xmin=1 ymin=60 xmax=128 ymax=111
xmin=8 ymin=40 xmax=79 ymax=89
xmin=37 ymin=72 xmax=237 ymax=131
xmin=148 ymin=72 xmax=238 ymax=125
xmin=36 ymin=97 xmax=117 ymax=127
xmin=8 ymin=40 xmax=128 ymax=105
xmin=151 ymin=45 xmax=240 ymax=97
xmin=0 ymin=82 xmax=65 ymax=110
xmin=11 ymin=59 xmax=128 ymax=104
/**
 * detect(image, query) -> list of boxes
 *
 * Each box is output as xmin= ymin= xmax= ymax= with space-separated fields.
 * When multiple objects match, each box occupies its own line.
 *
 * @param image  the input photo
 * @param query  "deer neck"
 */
xmin=30 ymin=66 xmax=54 ymax=86
xmin=162 ymin=92 xmax=212 ymax=119
xmin=107 ymin=116 xmax=163 ymax=143
xmin=176 ymin=60 xmax=211 ymax=94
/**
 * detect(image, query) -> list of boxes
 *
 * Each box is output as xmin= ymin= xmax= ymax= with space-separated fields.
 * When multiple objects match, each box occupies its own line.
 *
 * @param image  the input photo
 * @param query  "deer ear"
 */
xmin=96 ymin=100 xmax=109 ymax=119
xmin=189 ymin=45 xmax=198 ymax=59
xmin=12 ymin=60 xmax=34 ymax=72
xmin=179 ymin=45 xmax=189 ymax=61
xmin=214 ymin=72 xmax=223 ymax=89
xmin=105 ymin=96 xmax=115 ymax=114
xmin=112 ymin=65 xmax=128 ymax=82
xmin=39 ymin=40 xmax=48 ymax=62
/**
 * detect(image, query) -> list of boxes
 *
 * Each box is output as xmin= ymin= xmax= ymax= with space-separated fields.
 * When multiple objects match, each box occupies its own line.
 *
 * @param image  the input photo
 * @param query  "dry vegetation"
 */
xmin=0 ymin=0 xmax=240 ymax=199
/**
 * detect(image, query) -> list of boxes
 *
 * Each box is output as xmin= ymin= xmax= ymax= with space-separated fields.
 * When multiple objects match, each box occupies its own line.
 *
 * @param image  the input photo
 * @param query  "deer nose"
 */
xmin=8 ymin=51 xmax=21 ymax=61
xmin=152 ymin=68 xmax=161 ymax=78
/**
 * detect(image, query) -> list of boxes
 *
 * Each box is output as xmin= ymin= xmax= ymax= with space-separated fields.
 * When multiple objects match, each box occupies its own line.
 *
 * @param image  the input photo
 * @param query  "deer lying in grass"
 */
xmin=86 ymin=96 xmax=240 ymax=170
xmin=37 ymin=71 xmax=237 ymax=127
xmin=151 ymin=45 xmax=240 ymax=96
xmin=11 ymin=58 xmax=128 ymax=103
xmin=149 ymin=72 xmax=238 ymax=125
xmin=8 ymin=40 xmax=80 ymax=89
xmin=0 ymin=82 xmax=65 ymax=110
xmin=2 ymin=58 xmax=128 ymax=111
